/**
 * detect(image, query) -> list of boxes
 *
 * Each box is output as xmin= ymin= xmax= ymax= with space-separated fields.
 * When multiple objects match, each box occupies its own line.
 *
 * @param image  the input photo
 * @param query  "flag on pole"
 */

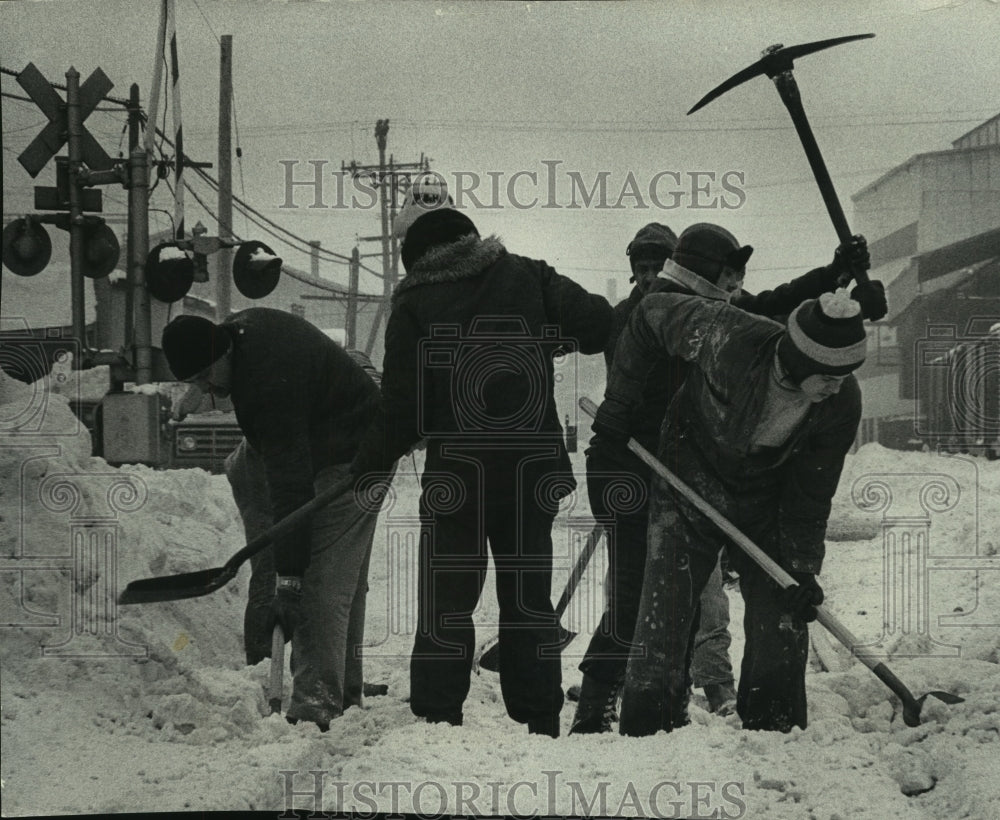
xmin=166 ymin=0 xmax=185 ymax=239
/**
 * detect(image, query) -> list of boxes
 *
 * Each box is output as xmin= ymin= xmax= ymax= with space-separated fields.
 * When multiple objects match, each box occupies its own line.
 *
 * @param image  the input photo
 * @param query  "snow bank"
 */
xmin=2 ymin=374 xmax=998 ymax=818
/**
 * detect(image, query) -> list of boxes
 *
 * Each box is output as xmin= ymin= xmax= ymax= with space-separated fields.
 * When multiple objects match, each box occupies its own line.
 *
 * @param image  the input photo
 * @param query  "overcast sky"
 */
xmin=3 ymin=0 xmax=999 ymax=303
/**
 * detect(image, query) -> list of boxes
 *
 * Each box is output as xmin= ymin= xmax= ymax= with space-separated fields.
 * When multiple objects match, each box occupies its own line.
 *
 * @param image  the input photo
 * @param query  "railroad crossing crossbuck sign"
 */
xmin=16 ymin=62 xmax=114 ymax=178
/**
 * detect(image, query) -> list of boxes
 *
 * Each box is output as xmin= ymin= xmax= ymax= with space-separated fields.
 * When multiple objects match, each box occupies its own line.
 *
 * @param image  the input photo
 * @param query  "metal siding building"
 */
xmin=850 ymin=115 xmax=1000 ymax=452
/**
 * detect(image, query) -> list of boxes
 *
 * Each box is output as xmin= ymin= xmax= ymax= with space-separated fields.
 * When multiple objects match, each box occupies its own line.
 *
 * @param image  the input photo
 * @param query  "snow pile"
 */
xmin=2 ymin=375 xmax=999 ymax=818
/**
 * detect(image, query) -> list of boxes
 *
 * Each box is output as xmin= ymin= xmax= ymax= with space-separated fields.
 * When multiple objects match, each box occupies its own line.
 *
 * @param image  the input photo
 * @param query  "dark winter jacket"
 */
xmin=588 ymin=259 xmax=843 ymax=469
xmin=353 ymin=234 xmax=613 ymax=498
xmin=222 ymin=308 xmax=380 ymax=575
xmin=607 ymin=293 xmax=860 ymax=574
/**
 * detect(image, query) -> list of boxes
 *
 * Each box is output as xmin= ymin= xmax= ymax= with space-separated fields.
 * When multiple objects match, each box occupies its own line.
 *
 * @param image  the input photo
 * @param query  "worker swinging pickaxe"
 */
xmin=688 ymin=34 xmax=887 ymax=320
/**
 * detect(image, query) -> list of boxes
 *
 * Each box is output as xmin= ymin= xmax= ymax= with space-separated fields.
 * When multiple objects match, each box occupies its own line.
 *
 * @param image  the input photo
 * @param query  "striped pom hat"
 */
xmin=778 ymin=290 xmax=868 ymax=380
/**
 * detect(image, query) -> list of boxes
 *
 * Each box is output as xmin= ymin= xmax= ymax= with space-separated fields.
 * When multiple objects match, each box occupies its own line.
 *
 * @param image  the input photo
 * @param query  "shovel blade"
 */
xmin=477 ymin=626 xmax=577 ymax=674
xmin=477 ymin=641 xmax=500 ymax=674
xmin=902 ymin=690 xmax=966 ymax=727
xmin=117 ymin=566 xmax=236 ymax=605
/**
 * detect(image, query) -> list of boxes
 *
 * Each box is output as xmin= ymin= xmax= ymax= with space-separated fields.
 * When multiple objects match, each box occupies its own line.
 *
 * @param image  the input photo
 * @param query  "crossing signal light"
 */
xmin=145 ymin=239 xmax=283 ymax=303
xmin=80 ymin=221 xmax=120 ymax=279
xmin=145 ymin=243 xmax=194 ymax=303
xmin=233 ymin=240 xmax=282 ymax=299
xmin=2 ymin=217 xmax=52 ymax=277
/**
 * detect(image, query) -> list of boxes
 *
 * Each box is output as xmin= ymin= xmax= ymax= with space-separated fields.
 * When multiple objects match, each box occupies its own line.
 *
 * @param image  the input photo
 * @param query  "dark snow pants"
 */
xmin=619 ymin=485 xmax=809 ymax=736
xmin=227 ymin=443 xmax=380 ymax=724
xmin=580 ymin=450 xmax=735 ymax=691
xmin=409 ymin=457 xmax=564 ymax=727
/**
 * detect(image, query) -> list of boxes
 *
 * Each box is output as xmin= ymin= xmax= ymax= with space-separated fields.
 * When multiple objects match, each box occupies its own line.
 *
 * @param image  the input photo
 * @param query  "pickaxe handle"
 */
xmin=772 ymin=71 xmax=870 ymax=285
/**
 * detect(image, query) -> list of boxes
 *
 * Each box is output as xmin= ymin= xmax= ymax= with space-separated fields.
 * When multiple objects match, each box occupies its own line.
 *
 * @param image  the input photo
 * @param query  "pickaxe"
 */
xmin=689 ymin=35 xmax=880 ymax=295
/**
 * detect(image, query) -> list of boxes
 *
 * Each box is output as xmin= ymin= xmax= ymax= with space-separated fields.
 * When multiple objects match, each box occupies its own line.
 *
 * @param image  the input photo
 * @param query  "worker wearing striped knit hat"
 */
xmin=595 ymin=287 xmax=867 ymax=736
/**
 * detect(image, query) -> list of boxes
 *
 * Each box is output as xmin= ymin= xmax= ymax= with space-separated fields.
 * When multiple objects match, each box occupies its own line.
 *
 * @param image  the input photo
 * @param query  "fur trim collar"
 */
xmin=660 ymin=258 xmax=733 ymax=302
xmin=394 ymin=235 xmax=506 ymax=301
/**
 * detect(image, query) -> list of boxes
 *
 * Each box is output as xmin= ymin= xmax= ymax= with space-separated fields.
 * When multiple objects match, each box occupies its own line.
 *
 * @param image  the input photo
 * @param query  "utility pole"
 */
xmin=375 ymin=120 xmax=391 ymax=305
xmin=66 ymin=67 xmax=87 ymax=356
xmin=347 ymin=246 xmax=359 ymax=348
xmin=126 ymin=83 xmax=152 ymax=384
xmin=341 ymin=119 xmax=429 ymax=359
xmin=309 ymin=241 xmax=322 ymax=278
xmin=216 ymin=34 xmax=234 ymax=321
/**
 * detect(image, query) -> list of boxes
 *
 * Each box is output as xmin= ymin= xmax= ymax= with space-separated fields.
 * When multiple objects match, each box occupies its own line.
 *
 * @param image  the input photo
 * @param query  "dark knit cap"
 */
xmin=672 ymin=223 xmax=753 ymax=282
xmin=161 ymin=314 xmax=232 ymax=381
xmin=626 ymin=223 xmax=677 ymax=260
xmin=778 ymin=291 xmax=868 ymax=381
xmin=400 ymin=209 xmax=479 ymax=272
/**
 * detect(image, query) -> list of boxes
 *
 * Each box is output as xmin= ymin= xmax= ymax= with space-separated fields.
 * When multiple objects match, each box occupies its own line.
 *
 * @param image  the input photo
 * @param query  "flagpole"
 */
xmin=144 ymin=0 xmax=168 ymax=157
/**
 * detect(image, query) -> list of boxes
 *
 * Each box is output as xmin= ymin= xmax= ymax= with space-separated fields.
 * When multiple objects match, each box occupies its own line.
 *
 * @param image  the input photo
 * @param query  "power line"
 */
xmin=165 ymin=172 xmax=382 ymax=299
xmin=1 ymin=64 xmax=132 ymax=107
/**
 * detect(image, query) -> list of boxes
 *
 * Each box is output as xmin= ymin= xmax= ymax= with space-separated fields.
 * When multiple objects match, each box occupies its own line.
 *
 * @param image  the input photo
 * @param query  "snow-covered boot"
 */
xmin=568 ymin=674 xmax=621 ymax=735
xmin=703 ymin=681 xmax=738 ymax=716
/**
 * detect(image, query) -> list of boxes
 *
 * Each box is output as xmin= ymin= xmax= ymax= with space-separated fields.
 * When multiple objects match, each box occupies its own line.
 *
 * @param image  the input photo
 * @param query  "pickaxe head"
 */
xmin=687 ymin=33 xmax=874 ymax=115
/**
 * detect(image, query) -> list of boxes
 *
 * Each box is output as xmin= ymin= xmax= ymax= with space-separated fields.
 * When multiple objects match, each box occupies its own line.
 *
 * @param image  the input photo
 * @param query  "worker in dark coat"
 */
xmin=352 ymin=205 xmax=613 ymax=737
xmin=572 ymin=222 xmax=873 ymax=732
xmin=595 ymin=286 xmax=868 ymax=735
xmin=223 ymin=348 xmax=382 ymax=668
xmin=162 ymin=308 xmax=383 ymax=730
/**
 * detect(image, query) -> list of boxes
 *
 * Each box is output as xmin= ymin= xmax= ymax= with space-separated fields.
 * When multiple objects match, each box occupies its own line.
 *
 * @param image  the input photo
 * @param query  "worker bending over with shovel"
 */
xmin=593 ymin=288 xmax=868 ymax=734
xmin=162 ymin=309 xmax=384 ymax=731
xmin=575 ymin=223 xmax=872 ymax=733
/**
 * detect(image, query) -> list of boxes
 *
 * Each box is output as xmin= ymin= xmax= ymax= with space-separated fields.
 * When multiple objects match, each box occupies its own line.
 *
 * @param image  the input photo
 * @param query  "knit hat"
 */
xmin=161 ymin=314 xmax=232 ymax=381
xmin=400 ymin=208 xmax=479 ymax=272
xmin=393 ymin=174 xmax=454 ymax=239
xmin=626 ymin=223 xmax=678 ymax=260
xmin=672 ymin=223 xmax=753 ymax=283
xmin=778 ymin=290 xmax=868 ymax=380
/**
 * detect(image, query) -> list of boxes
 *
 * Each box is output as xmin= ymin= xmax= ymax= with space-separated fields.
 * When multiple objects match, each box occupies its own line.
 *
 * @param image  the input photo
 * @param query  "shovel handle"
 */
xmin=268 ymin=624 xmax=285 ymax=714
xmin=223 ymin=473 xmax=359 ymax=573
xmin=579 ymin=397 xmax=881 ymax=675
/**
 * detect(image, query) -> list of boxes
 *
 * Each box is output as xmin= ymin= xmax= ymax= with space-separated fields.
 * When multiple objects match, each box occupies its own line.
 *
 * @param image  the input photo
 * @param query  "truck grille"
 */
xmin=172 ymin=424 xmax=245 ymax=474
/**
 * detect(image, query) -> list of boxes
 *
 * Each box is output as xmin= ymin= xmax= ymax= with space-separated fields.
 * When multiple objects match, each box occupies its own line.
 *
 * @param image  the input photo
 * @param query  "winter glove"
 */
xmin=778 ymin=572 xmax=824 ymax=623
xmin=851 ymin=279 xmax=888 ymax=321
xmin=592 ymin=395 xmax=632 ymax=445
xmin=266 ymin=576 xmax=303 ymax=642
xmin=830 ymin=234 xmax=871 ymax=286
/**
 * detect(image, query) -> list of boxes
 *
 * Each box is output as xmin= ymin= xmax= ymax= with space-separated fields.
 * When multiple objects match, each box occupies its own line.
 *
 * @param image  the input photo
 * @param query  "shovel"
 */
xmin=268 ymin=624 xmax=285 ymax=714
xmin=475 ymin=523 xmax=604 ymax=674
xmin=579 ymin=397 xmax=963 ymax=727
xmin=118 ymin=474 xmax=360 ymax=604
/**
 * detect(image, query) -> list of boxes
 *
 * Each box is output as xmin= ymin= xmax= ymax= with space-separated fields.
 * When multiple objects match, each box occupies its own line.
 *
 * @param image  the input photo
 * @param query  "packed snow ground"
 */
xmin=2 ymin=369 xmax=999 ymax=819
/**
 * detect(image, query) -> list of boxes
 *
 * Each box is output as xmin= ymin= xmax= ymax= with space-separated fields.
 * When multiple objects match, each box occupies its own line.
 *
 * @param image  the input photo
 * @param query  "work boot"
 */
xmin=568 ymin=674 xmax=622 ymax=735
xmin=528 ymin=713 xmax=560 ymax=738
xmin=703 ymin=682 xmax=738 ymax=716
xmin=422 ymin=711 xmax=463 ymax=727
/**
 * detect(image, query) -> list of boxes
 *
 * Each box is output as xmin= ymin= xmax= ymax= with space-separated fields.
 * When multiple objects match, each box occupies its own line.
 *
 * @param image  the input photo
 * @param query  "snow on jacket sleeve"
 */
xmin=538 ymin=261 xmax=614 ymax=355
xmin=351 ymin=305 xmax=423 ymax=478
xmin=605 ymin=292 xmax=737 ymax=408
xmin=777 ymin=378 xmax=862 ymax=575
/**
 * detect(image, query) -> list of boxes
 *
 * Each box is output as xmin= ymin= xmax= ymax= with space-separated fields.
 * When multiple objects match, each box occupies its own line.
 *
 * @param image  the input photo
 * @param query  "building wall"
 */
xmin=849 ymin=118 xmax=1000 ymax=444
